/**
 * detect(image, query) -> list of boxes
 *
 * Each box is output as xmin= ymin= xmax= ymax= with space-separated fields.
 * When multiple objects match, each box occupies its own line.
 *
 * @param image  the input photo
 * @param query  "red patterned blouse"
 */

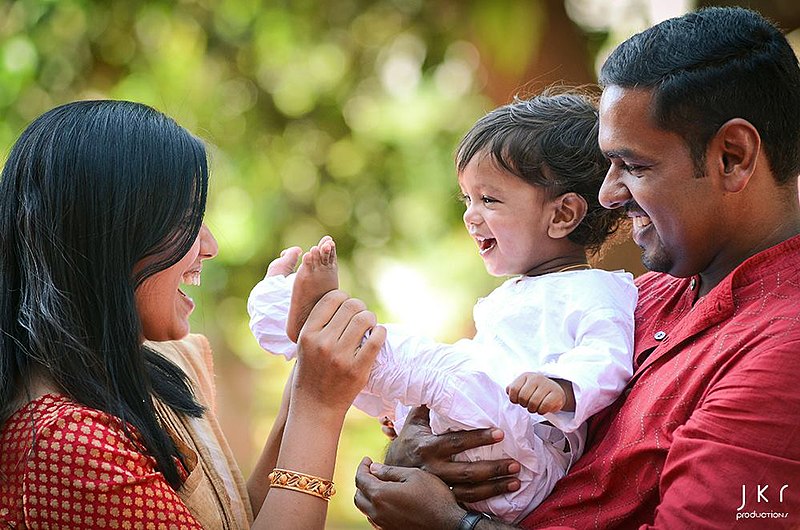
xmin=0 ymin=393 xmax=202 ymax=529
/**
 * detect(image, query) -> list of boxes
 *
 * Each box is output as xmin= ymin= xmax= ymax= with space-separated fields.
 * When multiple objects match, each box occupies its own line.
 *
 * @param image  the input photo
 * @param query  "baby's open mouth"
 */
xmin=478 ymin=238 xmax=496 ymax=255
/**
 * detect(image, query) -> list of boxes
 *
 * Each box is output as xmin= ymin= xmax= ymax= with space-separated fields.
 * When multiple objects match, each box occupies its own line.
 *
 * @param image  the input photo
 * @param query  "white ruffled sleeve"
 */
xmin=246 ymin=273 xmax=298 ymax=360
xmin=536 ymin=277 xmax=637 ymax=433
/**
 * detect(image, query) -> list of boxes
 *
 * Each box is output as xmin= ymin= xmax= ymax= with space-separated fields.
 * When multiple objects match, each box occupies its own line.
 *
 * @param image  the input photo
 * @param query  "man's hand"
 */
xmin=355 ymin=457 xmax=465 ymax=529
xmin=506 ymin=373 xmax=575 ymax=414
xmin=385 ymin=406 xmax=520 ymax=503
xmin=355 ymin=458 xmax=516 ymax=530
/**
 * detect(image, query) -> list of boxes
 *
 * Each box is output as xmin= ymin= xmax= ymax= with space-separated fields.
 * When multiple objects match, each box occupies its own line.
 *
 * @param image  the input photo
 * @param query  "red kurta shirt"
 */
xmin=522 ymin=235 xmax=800 ymax=529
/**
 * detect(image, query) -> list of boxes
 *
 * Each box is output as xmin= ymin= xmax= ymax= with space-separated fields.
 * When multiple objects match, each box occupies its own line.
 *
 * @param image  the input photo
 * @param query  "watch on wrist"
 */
xmin=456 ymin=510 xmax=489 ymax=530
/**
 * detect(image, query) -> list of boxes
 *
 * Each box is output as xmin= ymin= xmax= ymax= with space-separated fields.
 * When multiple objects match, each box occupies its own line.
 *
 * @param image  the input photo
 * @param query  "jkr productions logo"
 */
xmin=736 ymin=484 xmax=791 ymax=522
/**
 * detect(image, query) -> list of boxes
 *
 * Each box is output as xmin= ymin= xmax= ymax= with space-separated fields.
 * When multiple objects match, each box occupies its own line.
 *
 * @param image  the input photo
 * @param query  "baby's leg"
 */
xmin=286 ymin=236 xmax=339 ymax=342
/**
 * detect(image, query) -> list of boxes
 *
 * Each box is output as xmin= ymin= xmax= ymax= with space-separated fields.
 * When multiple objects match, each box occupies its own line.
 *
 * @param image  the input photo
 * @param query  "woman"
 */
xmin=0 ymin=100 xmax=385 ymax=529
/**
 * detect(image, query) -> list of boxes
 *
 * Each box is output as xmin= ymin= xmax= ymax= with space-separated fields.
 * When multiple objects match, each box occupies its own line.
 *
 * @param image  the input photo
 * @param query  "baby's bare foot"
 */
xmin=266 ymin=247 xmax=303 ymax=277
xmin=287 ymin=236 xmax=339 ymax=342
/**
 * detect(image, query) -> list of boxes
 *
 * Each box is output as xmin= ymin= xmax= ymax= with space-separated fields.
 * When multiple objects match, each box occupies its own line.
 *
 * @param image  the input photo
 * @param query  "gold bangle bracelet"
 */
xmin=268 ymin=468 xmax=336 ymax=501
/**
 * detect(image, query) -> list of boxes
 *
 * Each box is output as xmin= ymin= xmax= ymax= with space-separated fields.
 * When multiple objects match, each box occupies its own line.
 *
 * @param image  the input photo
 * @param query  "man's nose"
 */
xmin=598 ymin=168 xmax=630 ymax=210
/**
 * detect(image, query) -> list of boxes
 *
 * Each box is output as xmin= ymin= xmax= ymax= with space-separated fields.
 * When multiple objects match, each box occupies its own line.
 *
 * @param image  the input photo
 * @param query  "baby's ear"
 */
xmin=548 ymin=192 xmax=587 ymax=239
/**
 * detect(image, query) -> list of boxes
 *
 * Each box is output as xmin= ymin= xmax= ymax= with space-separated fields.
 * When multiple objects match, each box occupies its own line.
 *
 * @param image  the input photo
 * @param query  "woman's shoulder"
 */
xmin=3 ymin=393 xmax=149 ymax=455
xmin=5 ymin=393 xmax=111 ymax=434
xmin=1 ymin=393 xmax=155 ymax=497
xmin=1 ymin=394 xmax=203 ymax=529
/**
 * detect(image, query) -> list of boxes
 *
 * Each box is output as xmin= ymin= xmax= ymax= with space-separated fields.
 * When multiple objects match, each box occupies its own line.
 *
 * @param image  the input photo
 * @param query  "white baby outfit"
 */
xmin=248 ymin=269 xmax=636 ymax=523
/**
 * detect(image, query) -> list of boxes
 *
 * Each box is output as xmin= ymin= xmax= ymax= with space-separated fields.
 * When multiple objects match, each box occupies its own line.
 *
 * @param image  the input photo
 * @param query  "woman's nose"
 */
xmin=199 ymin=224 xmax=219 ymax=260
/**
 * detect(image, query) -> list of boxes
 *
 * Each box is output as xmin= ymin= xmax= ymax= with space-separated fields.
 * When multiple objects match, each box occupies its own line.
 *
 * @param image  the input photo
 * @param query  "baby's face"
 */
xmin=458 ymin=155 xmax=558 ymax=276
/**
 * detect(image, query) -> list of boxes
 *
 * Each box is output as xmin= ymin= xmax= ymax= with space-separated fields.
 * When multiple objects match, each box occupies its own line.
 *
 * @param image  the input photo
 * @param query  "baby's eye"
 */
xmin=458 ymin=193 xmax=471 ymax=204
xmin=481 ymin=195 xmax=498 ymax=205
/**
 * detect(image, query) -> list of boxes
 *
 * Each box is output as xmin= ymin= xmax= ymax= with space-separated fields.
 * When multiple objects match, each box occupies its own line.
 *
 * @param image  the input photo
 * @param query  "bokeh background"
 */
xmin=2 ymin=0 xmax=799 ymax=527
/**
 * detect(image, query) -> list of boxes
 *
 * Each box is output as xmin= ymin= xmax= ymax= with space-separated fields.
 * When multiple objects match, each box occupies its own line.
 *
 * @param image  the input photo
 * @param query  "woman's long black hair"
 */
xmin=0 ymin=100 xmax=207 ymax=488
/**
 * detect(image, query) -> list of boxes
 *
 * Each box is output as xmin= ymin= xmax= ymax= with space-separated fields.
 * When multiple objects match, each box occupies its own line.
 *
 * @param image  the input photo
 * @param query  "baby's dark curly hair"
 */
xmin=456 ymin=89 xmax=624 ymax=256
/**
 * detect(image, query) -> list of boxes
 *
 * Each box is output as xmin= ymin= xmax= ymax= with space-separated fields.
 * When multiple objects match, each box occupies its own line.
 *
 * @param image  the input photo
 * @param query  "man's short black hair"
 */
xmin=599 ymin=6 xmax=800 ymax=184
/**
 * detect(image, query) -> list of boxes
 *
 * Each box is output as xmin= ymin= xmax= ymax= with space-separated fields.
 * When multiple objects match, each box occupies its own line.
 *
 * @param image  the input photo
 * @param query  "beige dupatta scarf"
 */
xmin=148 ymin=334 xmax=254 ymax=530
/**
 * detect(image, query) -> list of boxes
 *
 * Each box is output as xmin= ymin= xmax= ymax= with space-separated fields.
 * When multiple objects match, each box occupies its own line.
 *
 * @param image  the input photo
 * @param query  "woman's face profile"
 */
xmin=134 ymin=224 xmax=218 ymax=341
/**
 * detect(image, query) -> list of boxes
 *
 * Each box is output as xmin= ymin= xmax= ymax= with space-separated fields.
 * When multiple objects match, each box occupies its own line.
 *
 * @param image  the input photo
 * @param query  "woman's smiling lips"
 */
xmin=178 ymin=268 xmax=202 ymax=311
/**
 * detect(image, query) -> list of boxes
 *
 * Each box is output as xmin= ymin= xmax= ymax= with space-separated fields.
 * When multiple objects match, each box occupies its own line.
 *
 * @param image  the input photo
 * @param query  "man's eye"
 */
xmin=622 ymin=163 xmax=644 ymax=174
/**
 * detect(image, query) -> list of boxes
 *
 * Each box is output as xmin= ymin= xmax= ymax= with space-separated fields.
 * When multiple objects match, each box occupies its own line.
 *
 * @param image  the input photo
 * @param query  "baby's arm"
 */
xmin=506 ymin=373 xmax=575 ymax=415
xmin=490 ymin=273 xmax=637 ymax=433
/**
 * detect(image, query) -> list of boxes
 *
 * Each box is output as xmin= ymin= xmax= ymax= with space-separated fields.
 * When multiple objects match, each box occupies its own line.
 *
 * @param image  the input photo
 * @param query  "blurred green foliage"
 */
xmin=0 ymin=1 xmax=503 ymax=526
xmin=0 ymin=0 xmax=606 ymax=526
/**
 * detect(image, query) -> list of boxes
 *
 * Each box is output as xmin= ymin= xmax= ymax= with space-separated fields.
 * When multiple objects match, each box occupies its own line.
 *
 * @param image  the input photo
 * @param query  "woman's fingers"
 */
xmin=355 ymin=325 xmax=385 ymax=366
xmin=337 ymin=307 xmax=377 ymax=350
xmin=301 ymin=289 xmax=350 ymax=333
xmin=293 ymin=291 xmax=384 ymax=412
xmin=314 ymin=296 xmax=367 ymax=341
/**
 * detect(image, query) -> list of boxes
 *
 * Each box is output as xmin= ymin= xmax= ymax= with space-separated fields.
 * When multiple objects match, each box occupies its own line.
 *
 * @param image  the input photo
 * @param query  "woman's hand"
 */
xmin=256 ymin=290 xmax=386 ymax=529
xmin=291 ymin=289 xmax=386 ymax=418
xmin=385 ymin=406 xmax=521 ymax=503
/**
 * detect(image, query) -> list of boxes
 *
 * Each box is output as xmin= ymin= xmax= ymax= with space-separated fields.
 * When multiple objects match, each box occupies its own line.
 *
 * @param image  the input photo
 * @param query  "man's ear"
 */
xmin=548 ymin=192 xmax=588 ymax=239
xmin=708 ymin=118 xmax=760 ymax=193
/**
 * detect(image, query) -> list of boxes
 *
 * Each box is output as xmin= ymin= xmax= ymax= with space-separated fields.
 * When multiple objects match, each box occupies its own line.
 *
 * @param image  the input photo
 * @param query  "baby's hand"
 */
xmin=506 ymin=373 xmax=566 ymax=415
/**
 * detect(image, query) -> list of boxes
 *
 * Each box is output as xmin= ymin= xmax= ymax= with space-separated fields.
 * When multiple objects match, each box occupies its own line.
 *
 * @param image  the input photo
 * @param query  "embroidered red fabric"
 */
xmin=0 ymin=393 xmax=202 ymax=529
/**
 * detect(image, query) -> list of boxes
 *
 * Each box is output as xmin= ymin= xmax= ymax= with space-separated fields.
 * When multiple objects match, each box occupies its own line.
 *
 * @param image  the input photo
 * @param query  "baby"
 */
xmin=248 ymin=92 xmax=637 ymax=523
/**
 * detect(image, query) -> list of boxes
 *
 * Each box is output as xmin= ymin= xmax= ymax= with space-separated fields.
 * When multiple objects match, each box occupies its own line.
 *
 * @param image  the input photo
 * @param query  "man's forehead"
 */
xmin=599 ymin=86 xmax=654 ymax=116
xmin=598 ymin=86 xmax=695 ymax=164
xmin=598 ymin=87 xmax=658 ymax=146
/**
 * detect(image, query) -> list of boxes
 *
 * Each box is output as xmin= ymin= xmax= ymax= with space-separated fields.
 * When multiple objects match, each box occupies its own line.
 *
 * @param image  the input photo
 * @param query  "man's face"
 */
xmin=597 ymin=86 xmax=722 ymax=277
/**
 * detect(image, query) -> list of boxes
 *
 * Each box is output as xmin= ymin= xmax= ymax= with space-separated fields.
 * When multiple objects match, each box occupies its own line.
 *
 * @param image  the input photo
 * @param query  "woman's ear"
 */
xmin=708 ymin=118 xmax=760 ymax=193
xmin=548 ymin=192 xmax=587 ymax=239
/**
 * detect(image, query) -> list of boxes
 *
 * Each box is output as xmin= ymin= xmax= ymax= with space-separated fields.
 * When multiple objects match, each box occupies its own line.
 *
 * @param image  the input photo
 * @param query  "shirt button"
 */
xmin=689 ymin=278 xmax=696 ymax=290
xmin=654 ymin=331 xmax=667 ymax=341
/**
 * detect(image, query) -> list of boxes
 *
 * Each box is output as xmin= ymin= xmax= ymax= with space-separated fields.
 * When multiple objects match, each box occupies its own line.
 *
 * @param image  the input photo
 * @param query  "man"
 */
xmin=354 ymin=7 xmax=800 ymax=529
